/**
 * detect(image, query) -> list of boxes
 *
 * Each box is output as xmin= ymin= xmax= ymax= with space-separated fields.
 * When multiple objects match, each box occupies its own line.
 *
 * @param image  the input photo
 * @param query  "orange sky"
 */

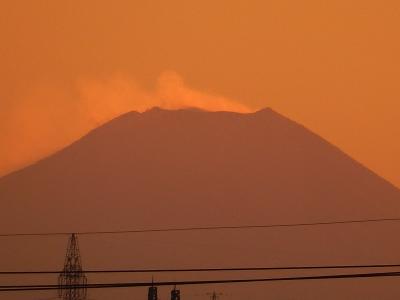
xmin=0 ymin=0 xmax=399 ymax=187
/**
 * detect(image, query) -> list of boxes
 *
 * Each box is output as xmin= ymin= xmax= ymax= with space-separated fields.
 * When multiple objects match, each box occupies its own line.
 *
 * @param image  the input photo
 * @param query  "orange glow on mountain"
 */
xmin=0 ymin=0 xmax=399 ymax=187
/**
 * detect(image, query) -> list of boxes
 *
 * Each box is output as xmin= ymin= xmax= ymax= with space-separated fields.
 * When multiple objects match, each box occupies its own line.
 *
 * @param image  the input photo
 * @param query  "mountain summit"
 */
xmin=1 ymin=108 xmax=400 ymax=299
xmin=1 ymin=107 xmax=399 ymax=231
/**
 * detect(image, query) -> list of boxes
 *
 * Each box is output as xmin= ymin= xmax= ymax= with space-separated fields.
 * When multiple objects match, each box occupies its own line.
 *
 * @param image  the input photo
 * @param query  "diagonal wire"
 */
xmin=2 ymin=263 xmax=400 ymax=275
xmin=1 ymin=217 xmax=400 ymax=237
xmin=1 ymin=270 xmax=400 ymax=292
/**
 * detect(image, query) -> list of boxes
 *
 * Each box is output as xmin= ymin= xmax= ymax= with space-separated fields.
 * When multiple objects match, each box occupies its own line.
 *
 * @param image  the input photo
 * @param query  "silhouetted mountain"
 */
xmin=1 ymin=107 xmax=399 ymax=230
xmin=2 ymin=107 xmax=400 ymax=300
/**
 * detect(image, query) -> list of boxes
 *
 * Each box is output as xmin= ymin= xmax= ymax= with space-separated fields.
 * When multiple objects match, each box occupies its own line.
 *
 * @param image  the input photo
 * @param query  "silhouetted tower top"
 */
xmin=58 ymin=233 xmax=87 ymax=300
xmin=148 ymin=279 xmax=158 ymax=300
xmin=171 ymin=286 xmax=180 ymax=300
xmin=63 ymin=234 xmax=84 ymax=273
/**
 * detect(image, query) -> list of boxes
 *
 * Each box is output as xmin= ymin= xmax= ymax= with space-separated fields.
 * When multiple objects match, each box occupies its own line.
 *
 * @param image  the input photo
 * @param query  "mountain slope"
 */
xmin=1 ymin=107 xmax=399 ymax=231
xmin=1 ymin=107 xmax=400 ymax=300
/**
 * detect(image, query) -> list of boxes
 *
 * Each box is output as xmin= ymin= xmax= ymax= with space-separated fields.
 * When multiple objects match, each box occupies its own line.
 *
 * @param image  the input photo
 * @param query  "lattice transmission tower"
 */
xmin=58 ymin=233 xmax=87 ymax=300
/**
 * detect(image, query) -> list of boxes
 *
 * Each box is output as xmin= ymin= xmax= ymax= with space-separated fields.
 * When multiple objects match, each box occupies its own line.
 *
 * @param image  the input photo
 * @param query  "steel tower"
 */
xmin=58 ymin=233 xmax=87 ymax=300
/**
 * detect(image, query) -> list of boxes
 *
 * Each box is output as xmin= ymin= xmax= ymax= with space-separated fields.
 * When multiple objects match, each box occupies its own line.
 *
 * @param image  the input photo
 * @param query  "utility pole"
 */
xmin=148 ymin=278 xmax=158 ymax=300
xmin=171 ymin=286 xmax=181 ymax=300
xmin=58 ymin=233 xmax=87 ymax=300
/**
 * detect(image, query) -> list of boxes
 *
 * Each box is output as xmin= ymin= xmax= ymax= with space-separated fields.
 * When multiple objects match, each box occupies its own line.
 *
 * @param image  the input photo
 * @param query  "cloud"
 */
xmin=78 ymin=71 xmax=250 ymax=125
xmin=155 ymin=71 xmax=250 ymax=112
xmin=0 ymin=71 xmax=251 ymax=176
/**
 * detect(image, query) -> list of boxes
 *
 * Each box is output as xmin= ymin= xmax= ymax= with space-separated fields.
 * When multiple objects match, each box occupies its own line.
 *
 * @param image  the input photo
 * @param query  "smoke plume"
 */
xmin=0 ymin=71 xmax=251 ymax=177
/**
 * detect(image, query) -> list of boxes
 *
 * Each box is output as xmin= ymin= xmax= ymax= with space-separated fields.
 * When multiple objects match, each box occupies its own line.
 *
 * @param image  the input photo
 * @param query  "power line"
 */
xmin=2 ymin=264 xmax=400 ymax=275
xmin=1 ymin=217 xmax=400 ymax=237
xmin=1 ymin=270 xmax=400 ymax=292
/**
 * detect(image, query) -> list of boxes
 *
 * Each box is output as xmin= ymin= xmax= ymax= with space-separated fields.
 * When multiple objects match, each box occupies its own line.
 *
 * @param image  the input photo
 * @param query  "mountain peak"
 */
xmin=144 ymin=106 xmax=207 ymax=113
xmin=141 ymin=106 xmax=276 ymax=116
xmin=1 ymin=106 xmax=400 ymax=288
xmin=1 ymin=106 xmax=399 ymax=231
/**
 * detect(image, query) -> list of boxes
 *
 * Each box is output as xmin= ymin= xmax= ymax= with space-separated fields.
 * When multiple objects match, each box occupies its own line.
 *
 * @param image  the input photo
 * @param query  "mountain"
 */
xmin=1 ymin=107 xmax=399 ymax=300
xmin=1 ymin=107 xmax=399 ymax=229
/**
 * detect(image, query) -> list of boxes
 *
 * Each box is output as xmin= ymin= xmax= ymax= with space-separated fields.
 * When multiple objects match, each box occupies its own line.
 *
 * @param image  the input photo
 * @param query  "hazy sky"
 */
xmin=1 ymin=0 xmax=399 ymax=187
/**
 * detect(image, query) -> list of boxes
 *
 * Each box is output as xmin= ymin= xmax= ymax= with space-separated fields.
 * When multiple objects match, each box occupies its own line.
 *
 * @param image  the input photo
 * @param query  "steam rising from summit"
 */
xmin=0 ymin=71 xmax=251 ymax=177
